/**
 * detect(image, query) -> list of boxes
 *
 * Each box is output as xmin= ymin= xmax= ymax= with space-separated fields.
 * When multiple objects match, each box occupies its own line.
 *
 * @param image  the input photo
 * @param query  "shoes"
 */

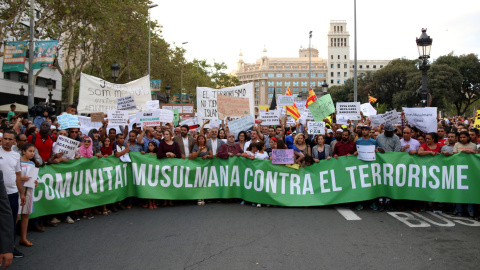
xmin=452 ymin=209 xmax=460 ymax=216
xmin=13 ymin=248 xmax=24 ymax=258
xmin=385 ymin=201 xmax=392 ymax=211
xmin=468 ymin=211 xmax=474 ymax=218
xmin=73 ymin=215 xmax=81 ymax=221
xmin=65 ymin=216 xmax=74 ymax=224
xmin=19 ymin=240 xmax=33 ymax=247
xmin=34 ymin=225 xmax=45 ymax=233
xmin=197 ymin=200 xmax=205 ymax=206
xmin=51 ymin=217 xmax=61 ymax=224
xmin=256 ymin=204 xmax=262 ymax=208
xmin=355 ymin=204 xmax=363 ymax=211
xmin=111 ymin=204 xmax=118 ymax=212
xmin=240 ymin=201 xmax=245 ymax=205
xmin=118 ymin=203 xmax=127 ymax=210
xmin=87 ymin=213 xmax=94 ymax=219
xmin=370 ymin=203 xmax=378 ymax=211
xmin=379 ymin=202 xmax=385 ymax=212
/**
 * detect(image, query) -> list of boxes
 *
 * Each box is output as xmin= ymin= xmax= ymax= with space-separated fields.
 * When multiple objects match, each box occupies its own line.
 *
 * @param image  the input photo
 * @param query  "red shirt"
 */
xmin=420 ymin=143 xmax=442 ymax=153
xmin=28 ymin=132 xmax=55 ymax=161
xmin=333 ymin=140 xmax=356 ymax=157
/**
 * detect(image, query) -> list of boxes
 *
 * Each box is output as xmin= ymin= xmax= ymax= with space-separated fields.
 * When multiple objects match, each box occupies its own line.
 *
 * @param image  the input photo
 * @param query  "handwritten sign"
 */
xmin=228 ymin=115 xmax=254 ymax=139
xmin=370 ymin=109 xmax=401 ymax=127
xmin=336 ymin=102 xmax=361 ymax=120
xmin=259 ymin=110 xmax=280 ymax=125
xmin=277 ymin=95 xmax=294 ymax=107
xmin=158 ymin=109 xmax=174 ymax=123
xmin=307 ymin=122 xmax=325 ymax=135
xmin=183 ymin=106 xmax=194 ymax=114
xmin=107 ymin=110 xmax=129 ymax=125
xmin=217 ymin=94 xmax=250 ymax=116
xmin=308 ymin=94 xmax=335 ymax=122
xmin=52 ymin=135 xmax=80 ymax=159
xmin=271 ymin=149 xmax=294 ymax=164
xmin=146 ymin=100 xmax=160 ymax=111
xmin=57 ymin=113 xmax=80 ymax=129
xmin=360 ymin=103 xmax=377 ymax=116
xmin=209 ymin=119 xmax=220 ymax=129
xmin=117 ymin=95 xmax=137 ymax=110
xmin=357 ymin=145 xmax=376 ymax=161
xmin=402 ymin=107 xmax=437 ymax=133
xmin=90 ymin=112 xmax=104 ymax=122
xmin=172 ymin=106 xmax=183 ymax=113
xmin=336 ymin=115 xmax=348 ymax=125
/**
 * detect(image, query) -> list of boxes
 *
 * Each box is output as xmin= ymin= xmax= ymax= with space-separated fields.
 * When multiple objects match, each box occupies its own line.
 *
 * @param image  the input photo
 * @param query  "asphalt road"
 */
xmin=9 ymin=202 xmax=480 ymax=270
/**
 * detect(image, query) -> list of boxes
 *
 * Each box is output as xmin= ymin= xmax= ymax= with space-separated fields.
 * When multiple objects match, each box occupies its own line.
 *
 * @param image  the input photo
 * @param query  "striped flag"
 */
xmin=306 ymin=88 xmax=317 ymax=108
xmin=285 ymin=87 xmax=301 ymax=120
xmin=368 ymin=95 xmax=377 ymax=103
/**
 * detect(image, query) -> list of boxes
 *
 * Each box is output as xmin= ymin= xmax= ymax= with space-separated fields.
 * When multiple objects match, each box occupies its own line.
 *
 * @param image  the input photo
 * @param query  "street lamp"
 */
xmin=416 ymin=28 xmax=432 ymax=107
xmin=165 ymin=84 xmax=171 ymax=104
xmin=322 ymin=81 xmax=329 ymax=96
xmin=19 ymin=85 xmax=26 ymax=105
xmin=148 ymin=4 xmax=158 ymax=76
xmin=46 ymin=78 xmax=53 ymax=105
xmin=111 ymin=62 xmax=120 ymax=83
xmin=180 ymin=41 xmax=188 ymax=103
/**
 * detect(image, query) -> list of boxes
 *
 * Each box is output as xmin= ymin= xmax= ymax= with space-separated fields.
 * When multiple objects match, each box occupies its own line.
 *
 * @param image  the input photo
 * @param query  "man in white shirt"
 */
xmin=207 ymin=127 xmax=225 ymax=156
xmin=244 ymin=130 xmax=261 ymax=150
xmin=174 ymin=125 xmax=195 ymax=159
xmin=400 ymin=127 xmax=420 ymax=154
xmin=0 ymin=130 xmax=24 ymax=258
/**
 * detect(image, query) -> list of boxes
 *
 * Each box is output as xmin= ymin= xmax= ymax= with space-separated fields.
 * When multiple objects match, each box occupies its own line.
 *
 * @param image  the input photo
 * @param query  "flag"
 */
xmin=306 ymin=88 xmax=317 ymax=108
xmin=269 ymin=88 xmax=277 ymax=110
xmin=285 ymin=87 xmax=301 ymax=120
xmin=368 ymin=95 xmax=377 ymax=103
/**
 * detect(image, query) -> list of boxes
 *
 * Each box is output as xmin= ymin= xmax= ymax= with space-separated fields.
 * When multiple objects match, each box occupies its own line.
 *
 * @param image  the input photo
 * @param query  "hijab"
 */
xmin=78 ymin=136 xmax=93 ymax=158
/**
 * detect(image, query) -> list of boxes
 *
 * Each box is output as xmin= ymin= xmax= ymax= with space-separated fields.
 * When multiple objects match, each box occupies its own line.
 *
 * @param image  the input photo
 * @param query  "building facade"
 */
xmin=236 ymin=20 xmax=390 ymax=109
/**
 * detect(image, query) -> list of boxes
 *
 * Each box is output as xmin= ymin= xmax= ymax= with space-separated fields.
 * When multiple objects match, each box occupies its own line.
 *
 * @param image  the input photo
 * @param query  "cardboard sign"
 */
xmin=90 ymin=112 xmax=104 ymax=122
xmin=107 ymin=110 xmax=129 ymax=125
xmin=307 ymin=122 xmax=325 ymax=135
xmin=402 ymin=107 xmax=437 ymax=133
xmin=52 ymin=135 xmax=81 ymax=159
xmin=57 ymin=113 xmax=80 ymax=129
xmin=227 ymin=115 xmax=254 ymax=139
xmin=259 ymin=110 xmax=280 ymax=125
xmin=277 ymin=95 xmax=294 ymax=107
xmin=146 ymin=100 xmax=160 ymax=111
xmin=308 ymin=94 xmax=335 ymax=122
xmin=336 ymin=102 xmax=361 ymax=120
xmin=217 ymin=94 xmax=250 ymax=116
xmin=357 ymin=145 xmax=376 ymax=161
xmin=271 ymin=149 xmax=294 ymax=164
xmin=117 ymin=95 xmax=137 ymax=110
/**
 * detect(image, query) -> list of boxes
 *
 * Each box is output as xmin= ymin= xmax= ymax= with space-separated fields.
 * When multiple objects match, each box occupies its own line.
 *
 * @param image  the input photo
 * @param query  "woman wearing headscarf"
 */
xmin=217 ymin=133 xmax=243 ymax=159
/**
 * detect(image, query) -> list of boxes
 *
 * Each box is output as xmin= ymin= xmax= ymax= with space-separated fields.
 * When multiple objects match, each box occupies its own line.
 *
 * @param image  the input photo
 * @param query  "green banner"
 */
xmin=32 ymin=40 xmax=58 ymax=70
xmin=2 ymin=41 xmax=27 ymax=72
xmin=31 ymin=152 xmax=480 ymax=218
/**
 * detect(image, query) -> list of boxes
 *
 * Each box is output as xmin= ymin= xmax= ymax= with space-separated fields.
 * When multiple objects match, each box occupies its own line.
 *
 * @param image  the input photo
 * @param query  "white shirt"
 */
xmin=211 ymin=138 xmax=218 ymax=155
xmin=182 ymin=136 xmax=190 ymax=157
xmin=0 ymin=147 xmax=21 ymax=194
xmin=255 ymin=152 xmax=269 ymax=160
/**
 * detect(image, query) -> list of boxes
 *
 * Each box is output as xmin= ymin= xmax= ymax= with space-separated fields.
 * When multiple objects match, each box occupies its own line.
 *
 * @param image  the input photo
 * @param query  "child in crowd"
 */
xmin=145 ymin=141 xmax=158 ymax=209
xmin=254 ymin=141 xmax=269 ymax=160
xmin=241 ymin=142 xmax=257 ymax=160
xmin=19 ymin=143 xmax=38 ymax=247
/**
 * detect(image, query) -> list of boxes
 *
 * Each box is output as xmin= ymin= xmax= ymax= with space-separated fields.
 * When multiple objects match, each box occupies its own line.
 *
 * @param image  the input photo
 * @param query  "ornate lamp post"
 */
xmin=46 ymin=78 xmax=53 ymax=105
xmin=165 ymin=84 xmax=171 ymax=104
xmin=111 ymin=62 xmax=120 ymax=83
xmin=416 ymin=28 xmax=432 ymax=107
xmin=322 ymin=81 xmax=329 ymax=96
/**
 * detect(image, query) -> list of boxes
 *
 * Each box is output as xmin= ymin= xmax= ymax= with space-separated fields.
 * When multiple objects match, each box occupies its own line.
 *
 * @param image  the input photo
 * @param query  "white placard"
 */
xmin=370 ymin=109 xmax=401 ymax=127
xmin=136 ymin=111 xmax=161 ymax=126
xmin=22 ymin=165 xmax=39 ymax=189
xmin=295 ymin=100 xmax=307 ymax=115
xmin=78 ymin=73 xmax=151 ymax=114
xmin=52 ymin=135 xmax=81 ymax=159
xmin=117 ymin=95 xmax=137 ymax=110
xmin=197 ymin=83 xmax=254 ymax=125
xmin=146 ymin=100 xmax=160 ymax=111
xmin=370 ymin=114 xmax=384 ymax=127
xmin=183 ymin=106 xmax=194 ymax=113
xmin=360 ymin=103 xmax=377 ymax=116
xmin=163 ymin=106 xmax=173 ymax=110
xmin=108 ymin=110 xmax=129 ymax=125
xmin=357 ymin=145 xmax=376 ymax=161
xmin=158 ymin=109 xmax=174 ymax=123
xmin=402 ymin=107 xmax=438 ymax=133
xmin=277 ymin=95 xmax=294 ymax=107
xmin=336 ymin=115 xmax=349 ymax=125
xmin=336 ymin=102 xmax=361 ymax=120
xmin=179 ymin=118 xmax=196 ymax=127
xmin=227 ymin=115 xmax=254 ymax=139
xmin=209 ymin=119 xmax=220 ymax=129
xmin=57 ymin=113 xmax=80 ymax=129
xmin=259 ymin=110 xmax=280 ymax=125
xmin=307 ymin=122 xmax=325 ymax=135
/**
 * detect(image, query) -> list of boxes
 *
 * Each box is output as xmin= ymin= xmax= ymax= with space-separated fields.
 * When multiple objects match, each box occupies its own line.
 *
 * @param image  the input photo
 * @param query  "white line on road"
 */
xmin=335 ymin=207 xmax=362 ymax=220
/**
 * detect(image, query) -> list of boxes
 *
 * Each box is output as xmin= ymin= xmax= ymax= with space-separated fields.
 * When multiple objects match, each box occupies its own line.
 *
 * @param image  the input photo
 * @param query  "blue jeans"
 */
xmin=8 ymin=193 xmax=19 ymax=243
xmin=455 ymin=203 xmax=474 ymax=216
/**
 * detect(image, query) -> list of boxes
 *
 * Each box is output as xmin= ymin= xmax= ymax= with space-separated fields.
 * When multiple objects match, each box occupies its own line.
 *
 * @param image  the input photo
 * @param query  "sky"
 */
xmin=150 ymin=0 xmax=480 ymax=72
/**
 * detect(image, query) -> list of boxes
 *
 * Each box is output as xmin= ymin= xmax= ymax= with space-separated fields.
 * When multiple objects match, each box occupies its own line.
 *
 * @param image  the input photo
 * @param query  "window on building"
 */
xmin=294 ymin=66 xmax=299 ymax=69
xmin=344 ymin=72 xmax=348 ymax=77
xmin=302 ymin=66 xmax=307 ymax=69
xmin=269 ymin=67 xmax=275 ymax=70
xmin=268 ymin=94 xmax=273 ymax=98
xmin=330 ymin=72 xmax=334 ymax=77
xmin=344 ymin=64 xmax=347 ymax=68
xmin=19 ymin=73 xmax=28 ymax=83
xmin=285 ymin=66 xmax=291 ymax=69
xmin=337 ymin=72 xmax=340 ymax=77
xmin=337 ymin=64 xmax=340 ymax=68
xmin=311 ymin=73 xmax=316 ymax=77
xmin=380 ymin=65 xmax=384 ymax=68
xmin=276 ymin=73 xmax=282 ymax=77
xmin=255 ymin=94 xmax=258 ymax=99
xmin=255 ymin=88 xmax=259 ymax=92
xmin=293 ymin=81 xmax=299 ymax=86
xmin=338 ymin=55 xmax=340 ymax=59
xmin=366 ymin=65 xmax=370 ymax=69
xmin=3 ymin=72 xmax=11 ymax=80
xmin=293 ymin=73 xmax=299 ymax=77
xmin=255 ymin=82 xmax=259 ymax=86
xmin=277 ymin=66 xmax=282 ymax=70
xmin=268 ymin=81 xmax=274 ymax=86
xmin=319 ymin=73 xmax=325 ymax=77
xmin=373 ymin=65 xmax=377 ymax=69
xmin=276 ymin=87 xmax=282 ymax=94
xmin=331 ymin=64 xmax=334 ymax=68
xmin=293 ymin=88 xmax=299 ymax=93
xmin=310 ymin=81 xmax=315 ymax=86
xmin=285 ymin=81 xmax=291 ymax=86
xmin=268 ymin=88 xmax=275 ymax=93
xmin=255 ymin=100 xmax=259 ymax=106
xmin=301 ymin=87 xmax=308 ymax=93
xmin=268 ymin=73 xmax=274 ymax=77
xmin=344 ymin=80 xmax=347 ymax=83
xmin=276 ymin=81 xmax=282 ymax=86
xmin=285 ymin=73 xmax=291 ymax=77
xmin=359 ymin=65 xmax=363 ymax=69
xmin=301 ymin=73 xmax=308 ymax=77
xmin=301 ymin=81 xmax=307 ymax=86
xmin=337 ymin=80 xmax=340 ymax=84
xmin=331 ymin=55 xmax=333 ymax=59
xmin=331 ymin=80 xmax=334 ymax=84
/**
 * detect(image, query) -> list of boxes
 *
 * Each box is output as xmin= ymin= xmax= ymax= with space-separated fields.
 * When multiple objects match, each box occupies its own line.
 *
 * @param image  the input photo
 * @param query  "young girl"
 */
xmin=19 ymin=143 xmax=38 ymax=247
xmin=241 ymin=142 xmax=257 ymax=160
xmin=254 ymin=141 xmax=269 ymax=160
xmin=144 ymin=141 xmax=158 ymax=209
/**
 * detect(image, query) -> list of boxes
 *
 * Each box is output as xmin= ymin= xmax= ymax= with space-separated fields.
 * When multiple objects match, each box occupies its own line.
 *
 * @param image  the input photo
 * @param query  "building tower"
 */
xmin=327 ymin=20 xmax=350 ymax=86
xmin=237 ymin=51 xmax=244 ymax=72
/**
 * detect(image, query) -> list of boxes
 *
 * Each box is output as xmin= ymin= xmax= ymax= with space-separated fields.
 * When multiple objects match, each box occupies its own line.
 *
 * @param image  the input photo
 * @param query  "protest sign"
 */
xmin=78 ymin=73 xmax=151 ymax=114
xmin=295 ymin=100 xmax=307 ymax=115
xmin=136 ymin=111 xmax=162 ymax=126
xmin=370 ymin=109 xmax=401 ymax=127
xmin=57 ymin=113 xmax=80 ymax=129
xmin=402 ymin=107 xmax=437 ymax=133
xmin=308 ymin=94 xmax=335 ymax=122
xmin=336 ymin=115 xmax=349 ymax=126
xmin=227 ymin=115 xmax=254 ymax=139
xmin=52 ymin=135 xmax=80 ymax=159
xmin=370 ymin=115 xmax=383 ymax=127
xmin=2 ymin=41 xmax=27 ymax=72
xmin=183 ymin=106 xmax=194 ymax=114
xmin=307 ymin=122 xmax=325 ymax=135
xmin=117 ymin=95 xmax=137 ymax=110
xmin=90 ymin=112 xmax=104 ymax=122
xmin=146 ymin=100 xmax=160 ymax=111
xmin=172 ymin=109 xmax=180 ymax=126
xmin=30 ymin=152 xmax=480 ymax=218
xmin=360 ymin=103 xmax=377 ymax=116
xmin=271 ymin=149 xmax=294 ymax=164
xmin=158 ymin=109 xmax=174 ymax=123
xmin=258 ymin=106 xmax=269 ymax=113
xmin=162 ymin=106 xmax=173 ymax=110
xmin=209 ymin=119 xmax=220 ymax=129
xmin=259 ymin=110 xmax=280 ymax=125
xmin=217 ymin=94 xmax=250 ymax=116
xmin=197 ymin=83 xmax=254 ymax=125
xmin=357 ymin=145 xmax=376 ymax=161
xmin=336 ymin=102 xmax=361 ymax=120
xmin=473 ymin=110 xmax=480 ymax=129
xmin=107 ymin=110 xmax=129 ymax=125
xmin=277 ymin=95 xmax=294 ymax=107
xmin=22 ymin=166 xmax=39 ymax=188
xmin=172 ymin=106 xmax=183 ymax=113
xmin=286 ymin=116 xmax=296 ymax=126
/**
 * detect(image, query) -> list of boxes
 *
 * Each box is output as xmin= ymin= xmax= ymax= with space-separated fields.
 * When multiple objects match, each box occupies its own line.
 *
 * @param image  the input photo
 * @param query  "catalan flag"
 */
xmin=368 ymin=95 xmax=377 ymax=103
xmin=285 ymin=87 xmax=301 ymax=120
xmin=306 ymin=88 xmax=317 ymax=108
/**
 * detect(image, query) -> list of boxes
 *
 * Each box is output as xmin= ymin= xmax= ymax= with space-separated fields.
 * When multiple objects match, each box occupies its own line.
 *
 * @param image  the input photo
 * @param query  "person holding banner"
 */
xmin=418 ymin=133 xmax=442 ymax=156
xmin=333 ymin=130 xmax=356 ymax=159
xmin=207 ymin=128 xmax=225 ymax=157
xmin=174 ymin=125 xmax=195 ymax=159
xmin=400 ymin=127 xmax=420 ymax=155
xmin=312 ymin=135 xmax=331 ymax=162
xmin=189 ymin=135 xmax=212 ymax=160
xmin=157 ymin=130 xmax=180 ymax=207
xmin=100 ymin=137 xmax=113 ymax=157
xmin=137 ymin=126 xmax=160 ymax=153
xmin=217 ymin=133 xmax=243 ymax=159
xmin=293 ymin=133 xmax=311 ymax=166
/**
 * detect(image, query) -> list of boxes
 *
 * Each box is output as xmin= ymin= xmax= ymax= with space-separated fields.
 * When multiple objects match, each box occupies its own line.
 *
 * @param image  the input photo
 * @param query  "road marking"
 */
xmin=388 ymin=212 xmax=430 ymax=227
xmin=335 ymin=207 xmax=362 ymax=220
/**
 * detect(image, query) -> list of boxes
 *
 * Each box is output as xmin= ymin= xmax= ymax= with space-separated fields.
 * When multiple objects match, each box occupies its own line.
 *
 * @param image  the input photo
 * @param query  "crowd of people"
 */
xmin=0 ymin=103 xmax=479 ymax=266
